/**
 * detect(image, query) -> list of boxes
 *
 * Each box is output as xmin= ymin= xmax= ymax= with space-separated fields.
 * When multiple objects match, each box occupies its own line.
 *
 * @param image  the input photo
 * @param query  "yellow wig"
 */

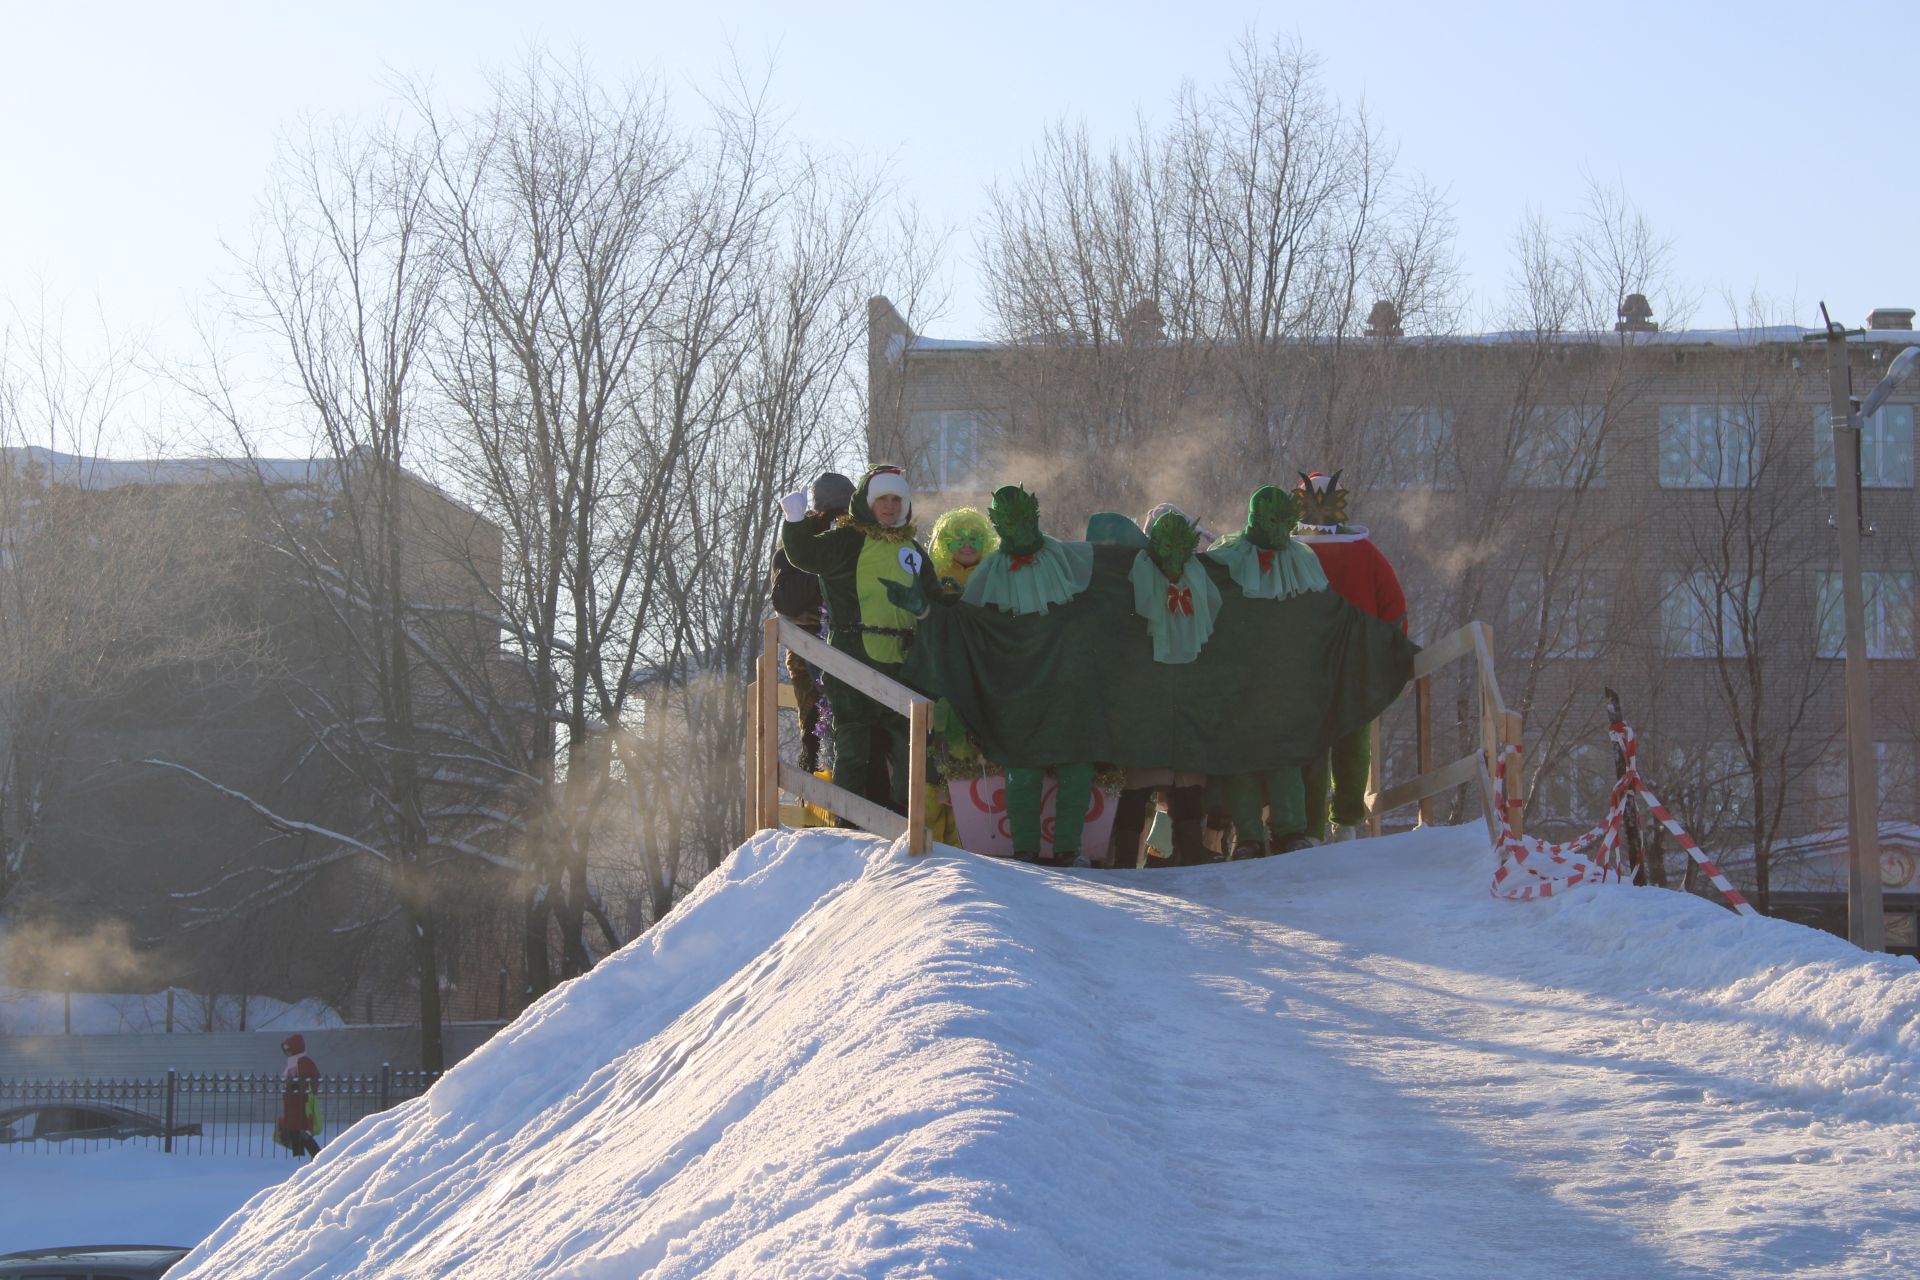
xmin=929 ymin=507 xmax=999 ymax=591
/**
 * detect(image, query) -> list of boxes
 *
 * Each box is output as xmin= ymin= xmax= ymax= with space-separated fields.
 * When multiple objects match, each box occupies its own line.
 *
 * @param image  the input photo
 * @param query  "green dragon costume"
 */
xmin=902 ymin=497 xmax=1416 ymax=785
xmin=1209 ymin=487 xmax=1331 ymax=857
xmin=963 ymin=486 xmax=1098 ymax=865
xmin=780 ymin=465 xmax=943 ymax=813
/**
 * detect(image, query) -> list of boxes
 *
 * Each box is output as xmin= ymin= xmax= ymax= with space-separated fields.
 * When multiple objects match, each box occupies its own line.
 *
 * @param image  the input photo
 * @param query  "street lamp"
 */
xmin=1811 ymin=305 xmax=1920 ymax=953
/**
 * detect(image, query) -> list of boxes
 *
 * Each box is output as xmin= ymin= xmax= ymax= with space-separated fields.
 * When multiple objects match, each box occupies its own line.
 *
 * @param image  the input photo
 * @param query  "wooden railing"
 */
xmin=745 ymin=617 xmax=932 ymax=854
xmin=1366 ymin=620 xmax=1524 ymax=840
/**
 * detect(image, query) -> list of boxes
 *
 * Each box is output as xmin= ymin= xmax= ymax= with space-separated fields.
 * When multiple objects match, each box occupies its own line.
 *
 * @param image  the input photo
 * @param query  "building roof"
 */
xmin=900 ymin=324 xmax=1920 ymax=357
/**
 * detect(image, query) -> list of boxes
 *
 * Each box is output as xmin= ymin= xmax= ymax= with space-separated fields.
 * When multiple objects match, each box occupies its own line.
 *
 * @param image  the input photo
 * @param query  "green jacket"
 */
xmin=780 ymin=469 xmax=942 ymax=668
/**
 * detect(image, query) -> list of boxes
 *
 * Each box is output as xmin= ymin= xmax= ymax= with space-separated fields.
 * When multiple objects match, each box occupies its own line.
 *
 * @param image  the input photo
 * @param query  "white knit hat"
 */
xmin=864 ymin=467 xmax=912 ymax=526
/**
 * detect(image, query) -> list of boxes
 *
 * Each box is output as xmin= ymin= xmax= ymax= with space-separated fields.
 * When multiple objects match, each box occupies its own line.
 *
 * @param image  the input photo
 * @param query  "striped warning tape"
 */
xmin=1488 ymin=721 xmax=1759 ymax=917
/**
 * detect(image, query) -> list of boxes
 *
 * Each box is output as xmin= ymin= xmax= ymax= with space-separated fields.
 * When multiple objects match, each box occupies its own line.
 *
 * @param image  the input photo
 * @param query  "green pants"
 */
xmin=1304 ymin=724 xmax=1372 ymax=839
xmin=826 ymin=665 xmax=908 ymax=814
xmin=1227 ymin=768 xmax=1306 ymax=848
xmin=1007 ymin=762 xmax=1095 ymax=856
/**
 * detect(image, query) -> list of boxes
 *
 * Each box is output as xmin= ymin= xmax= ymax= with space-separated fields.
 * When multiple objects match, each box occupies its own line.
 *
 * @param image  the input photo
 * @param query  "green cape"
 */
xmin=904 ymin=545 xmax=1417 ymax=772
xmin=962 ymin=535 xmax=1095 ymax=615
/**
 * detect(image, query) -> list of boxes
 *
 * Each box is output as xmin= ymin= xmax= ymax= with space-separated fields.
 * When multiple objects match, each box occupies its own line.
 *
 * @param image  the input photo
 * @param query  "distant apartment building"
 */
xmin=867 ymin=296 xmax=1920 ymax=939
xmin=0 ymin=448 xmax=524 ymax=1022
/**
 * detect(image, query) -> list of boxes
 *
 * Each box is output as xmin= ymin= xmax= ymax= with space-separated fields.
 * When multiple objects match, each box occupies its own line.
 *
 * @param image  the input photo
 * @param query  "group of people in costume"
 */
xmin=772 ymin=466 xmax=1412 ymax=868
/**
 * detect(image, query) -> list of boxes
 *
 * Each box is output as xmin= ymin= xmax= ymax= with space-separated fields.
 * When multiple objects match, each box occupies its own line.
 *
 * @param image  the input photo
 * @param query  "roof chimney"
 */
xmin=1121 ymin=298 xmax=1166 ymax=345
xmin=1867 ymin=307 xmax=1915 ymax=331
xmin=1616 ymin=293 xmax=1657 ymax=333
xmin=1365 ymin=300 xmax=1402 ymax=339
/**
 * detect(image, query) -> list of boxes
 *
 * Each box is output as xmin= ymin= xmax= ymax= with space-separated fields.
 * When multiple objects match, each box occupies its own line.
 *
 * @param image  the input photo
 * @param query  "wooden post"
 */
xmin=1503 ymin=715 xmax=1526 ymax=839
xmin=1366 ymin=719 xmax=1383 ymax=837
xmin=907 ymin=699 xmax=931 ymax=854
xmin=744 ymin=677 xmax=760 ymax=833
xmin=758 ymin=619 xmax=780 ymax=831
xmin=1414 ymin=673 xmax=1434 ymax=827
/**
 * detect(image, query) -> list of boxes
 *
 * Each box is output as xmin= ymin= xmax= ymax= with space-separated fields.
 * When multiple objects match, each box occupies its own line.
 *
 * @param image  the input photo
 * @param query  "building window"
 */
xmin=1665 ymin=742 xmax=1754 ymax=826
xmin=1814 ymin=740 xmax=1917 ymax=829
xmin=1512 ymin=406 xmax=1604 ymax=489
xmin=1533 ymin=742 xmax=1614 ymax=822
xmin=906 ymin=410 xmax=998 ymax=493
xmin=1659 ymin=405 xmax=1756 ymax=488
xmin=1507 ymin=570 xmax=1609 ymax=658
xmin=1662 ymin=572 xmax=1756 ymax=657
xmin=1375 ymin=407 xmax=1457 ymax=490
xmin=1814 ymin=404 xmax=1915 ymax=488
xmin=1816 ymin=571 xmax=1916 ymax=658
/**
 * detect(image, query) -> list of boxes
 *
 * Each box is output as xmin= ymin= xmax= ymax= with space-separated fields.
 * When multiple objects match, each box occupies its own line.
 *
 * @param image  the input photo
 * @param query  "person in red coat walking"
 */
xmin=1292 ymin=471 xmax=1407 ymax=841
xmin=274 ymin=1033 xmax=321 ymax=1158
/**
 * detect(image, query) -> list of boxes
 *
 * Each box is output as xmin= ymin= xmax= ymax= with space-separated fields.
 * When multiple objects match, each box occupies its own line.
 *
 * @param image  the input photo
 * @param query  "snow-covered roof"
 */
xmin=903 ymin=325 xmax=1920 ymax=354
xmin=1 ymin=446 xmax=328 ymax=490
xmin=1756 ymin=822 xmax=1920 ymax=893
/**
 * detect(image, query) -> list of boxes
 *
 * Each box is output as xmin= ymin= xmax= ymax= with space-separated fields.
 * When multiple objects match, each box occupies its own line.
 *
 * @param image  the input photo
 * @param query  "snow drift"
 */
xmin=172 ymin=827 xmax=1920 ymax=1278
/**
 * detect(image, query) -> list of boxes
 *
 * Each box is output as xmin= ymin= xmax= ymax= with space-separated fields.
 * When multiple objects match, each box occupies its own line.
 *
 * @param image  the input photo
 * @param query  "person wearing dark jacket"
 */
xmin=778 ymin=465 xmax=942 ymax=814
xmin=768 ymin=472 xmax=854 ymax=774
xmin=275 ymin=1033 xmax=321 ymax=1158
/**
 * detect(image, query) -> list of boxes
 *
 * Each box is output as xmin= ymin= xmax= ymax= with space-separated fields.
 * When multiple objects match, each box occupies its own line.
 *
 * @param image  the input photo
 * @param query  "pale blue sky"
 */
xmin=3 ymin=1 xmax=1915 ymax=397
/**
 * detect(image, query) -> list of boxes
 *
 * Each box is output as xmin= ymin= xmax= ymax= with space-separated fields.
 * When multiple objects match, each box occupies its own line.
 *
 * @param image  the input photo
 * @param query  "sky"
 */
xmin=3 ymin=1 xmax=1917 ymax=449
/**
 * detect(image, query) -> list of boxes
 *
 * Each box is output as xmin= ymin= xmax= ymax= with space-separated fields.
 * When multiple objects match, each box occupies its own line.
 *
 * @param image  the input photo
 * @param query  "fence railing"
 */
xmin=746 ymin=616 xmax=932 ymax=853
xmin=1366 ymin=620 xmax=1523 ymax=840
xmin=0 ymin=1067 xmax=438 ymax=1157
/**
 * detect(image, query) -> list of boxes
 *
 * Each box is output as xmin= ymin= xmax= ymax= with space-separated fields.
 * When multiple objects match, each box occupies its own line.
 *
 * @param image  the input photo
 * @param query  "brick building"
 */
xmin=867 ymin=295 xmax=1920 ymax=929
xmin=0 ymin=449 xmax=526 ymax=1023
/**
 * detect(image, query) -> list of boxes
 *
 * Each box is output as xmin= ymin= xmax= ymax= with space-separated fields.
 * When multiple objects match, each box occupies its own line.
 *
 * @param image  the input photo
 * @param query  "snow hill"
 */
xmin=173 ymin=827 xmax=1920 ymax=1278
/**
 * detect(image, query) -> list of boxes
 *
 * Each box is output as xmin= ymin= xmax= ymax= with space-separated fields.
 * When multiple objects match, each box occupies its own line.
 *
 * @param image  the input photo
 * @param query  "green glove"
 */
xmin=883 ymin=576 xmax=929 ymax=617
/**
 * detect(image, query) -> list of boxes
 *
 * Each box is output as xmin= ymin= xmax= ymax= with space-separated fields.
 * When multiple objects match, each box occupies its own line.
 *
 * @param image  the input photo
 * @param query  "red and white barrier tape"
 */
xmin=1489 ymin=721 xmax=1758 ymax=917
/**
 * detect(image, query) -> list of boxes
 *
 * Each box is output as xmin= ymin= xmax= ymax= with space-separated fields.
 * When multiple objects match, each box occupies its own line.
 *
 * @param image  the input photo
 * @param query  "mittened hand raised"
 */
xmin=882 ymin=576 xmax=930 ymax=617
xmin=777 ymin=490 xmax=809 ymax=523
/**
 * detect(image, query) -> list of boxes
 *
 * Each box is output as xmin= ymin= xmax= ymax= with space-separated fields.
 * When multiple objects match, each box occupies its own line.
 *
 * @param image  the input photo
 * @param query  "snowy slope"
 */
xmin=171 ymin=827 xmax=1920 ymax=1278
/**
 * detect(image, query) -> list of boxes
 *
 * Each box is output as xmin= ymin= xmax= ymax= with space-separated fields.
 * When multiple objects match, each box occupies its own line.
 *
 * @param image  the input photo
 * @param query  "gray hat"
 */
xmin=808 ymin=471 xmax=855 ymax=515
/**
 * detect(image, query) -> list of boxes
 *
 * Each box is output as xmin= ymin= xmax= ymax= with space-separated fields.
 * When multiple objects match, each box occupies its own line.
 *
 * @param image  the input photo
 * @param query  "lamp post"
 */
xmin=1811 ymin=308 xmax=1920 ymax=953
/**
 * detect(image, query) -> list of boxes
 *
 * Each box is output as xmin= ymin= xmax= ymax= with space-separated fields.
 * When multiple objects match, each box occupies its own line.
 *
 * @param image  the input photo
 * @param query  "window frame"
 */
xmin=1814 ymin=403 xmax=1915 ymax=489
xmin=1659 ymin=403 xmax=1757 ymax=489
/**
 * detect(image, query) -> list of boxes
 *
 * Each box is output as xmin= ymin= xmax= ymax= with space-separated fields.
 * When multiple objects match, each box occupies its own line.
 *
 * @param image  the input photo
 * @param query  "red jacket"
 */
xmin=1295 ymin=526 xmax=1407 ymax=631
xmin=278 ymin=1034 xmax=320 ymax=1133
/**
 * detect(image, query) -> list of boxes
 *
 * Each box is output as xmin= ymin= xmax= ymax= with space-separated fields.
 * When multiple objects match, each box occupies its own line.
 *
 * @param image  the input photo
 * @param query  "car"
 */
xmin=0 ymin=1244 xmax=191 ymax=1278
xmin=0 ymin=1104 xmax=201 ymax=1146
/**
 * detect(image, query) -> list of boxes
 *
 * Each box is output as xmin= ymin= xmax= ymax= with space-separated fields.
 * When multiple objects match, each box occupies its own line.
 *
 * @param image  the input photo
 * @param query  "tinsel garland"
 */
xmin=836 ymin=513 xmax=919 ymax=543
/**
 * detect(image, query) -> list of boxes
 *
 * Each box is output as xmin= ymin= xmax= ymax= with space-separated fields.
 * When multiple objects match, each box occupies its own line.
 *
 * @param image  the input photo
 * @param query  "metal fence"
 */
xmin=0 ymin=1067 xmax=439 ymax=1157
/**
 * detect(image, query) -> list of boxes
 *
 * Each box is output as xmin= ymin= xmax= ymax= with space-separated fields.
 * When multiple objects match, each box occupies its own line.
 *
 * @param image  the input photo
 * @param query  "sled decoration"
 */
xmin=1489 ymin=721 xmax=1759 ymax=917
xmin=948 ymin=775 xmax=1120 ymax=862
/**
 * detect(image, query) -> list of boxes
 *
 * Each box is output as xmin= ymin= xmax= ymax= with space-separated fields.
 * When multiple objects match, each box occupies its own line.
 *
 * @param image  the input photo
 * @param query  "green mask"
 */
xmin=988 ymin=485 xmax=1044 ymax=557
xmin=1147 ymin=511 xmax=1200 ymax=581
xmin=1246 ymin=485 xmax=1299 ymax=550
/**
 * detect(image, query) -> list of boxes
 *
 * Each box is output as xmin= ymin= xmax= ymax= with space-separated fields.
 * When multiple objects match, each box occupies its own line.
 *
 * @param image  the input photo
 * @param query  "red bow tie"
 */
xmin=1008 ymin=552 xmax=1036 ymax=571
xmin=1166 ymin=584 xmax=1194 ymax=616
xmin=1257 ymin=549 xmax=1276 ymax=572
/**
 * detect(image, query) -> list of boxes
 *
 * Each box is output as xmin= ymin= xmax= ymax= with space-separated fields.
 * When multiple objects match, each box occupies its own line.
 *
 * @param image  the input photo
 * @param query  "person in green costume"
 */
xmin=778 ymin=464 xmax=943 ymax=815
xmin=1091 ymin=509 xmax=1216 ymax=867
xmin=966 ymin=486 xmax=1098 ymax=865
xmin=1207 ymin=486 xmax=1332 ymax=858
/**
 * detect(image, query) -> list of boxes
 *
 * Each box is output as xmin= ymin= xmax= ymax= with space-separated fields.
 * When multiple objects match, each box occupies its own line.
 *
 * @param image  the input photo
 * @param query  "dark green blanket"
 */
xmin=903 ymin=545 xmax=1417 ymax=773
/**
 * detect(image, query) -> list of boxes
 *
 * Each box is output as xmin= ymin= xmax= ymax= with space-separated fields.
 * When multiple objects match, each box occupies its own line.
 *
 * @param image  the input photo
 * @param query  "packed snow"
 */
xmin=112 ymin=825 xmax=1920 ymax=1276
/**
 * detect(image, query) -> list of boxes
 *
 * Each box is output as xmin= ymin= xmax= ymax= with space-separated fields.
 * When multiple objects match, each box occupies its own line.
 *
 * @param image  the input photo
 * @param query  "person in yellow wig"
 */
xmin=928 ymin=506 xmax=997 ymax=601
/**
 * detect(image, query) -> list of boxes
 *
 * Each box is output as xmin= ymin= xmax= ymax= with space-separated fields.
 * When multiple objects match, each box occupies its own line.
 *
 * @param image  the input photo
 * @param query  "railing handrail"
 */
xmin=1366 ymin=619 xmax=1524 ymax=840
xmin=747 ymin=616 xmax=931 ymax=853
